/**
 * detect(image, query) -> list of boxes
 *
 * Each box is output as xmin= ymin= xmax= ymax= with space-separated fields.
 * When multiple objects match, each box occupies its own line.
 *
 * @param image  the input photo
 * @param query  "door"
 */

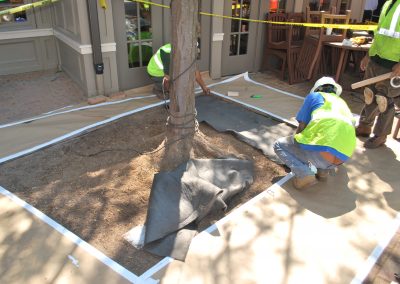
xmin=113 ymin=0 xmax=163 ymax=90
xmin=198 ymin=0 xmax=211 ymax=71
xmin=221 ymin=0 xmax=260 ymax=76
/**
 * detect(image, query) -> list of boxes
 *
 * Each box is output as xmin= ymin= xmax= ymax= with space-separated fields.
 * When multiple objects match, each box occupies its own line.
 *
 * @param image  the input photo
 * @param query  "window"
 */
xmin=124 ymin=1 xmax=153 ymax=68
xmin=0 ymin=0 xmax=27 ymax=25
xmin=229 ymin=0 xmax=251 ymax=56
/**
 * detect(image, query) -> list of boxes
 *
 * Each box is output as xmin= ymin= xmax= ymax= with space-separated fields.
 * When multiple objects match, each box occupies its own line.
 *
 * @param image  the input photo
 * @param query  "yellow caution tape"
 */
xmin=0 ymin=0 xmax=378 ymax=32
xmin=131 ymin=0 xmax=378 ymax=31
xmin=0 ymin=0 xmax=59 ymax=16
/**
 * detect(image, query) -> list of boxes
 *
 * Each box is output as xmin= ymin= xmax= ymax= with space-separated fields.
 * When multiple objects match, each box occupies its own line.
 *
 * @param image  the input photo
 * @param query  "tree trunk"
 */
xmin=160 ymin=0 xmax=198 ymax=171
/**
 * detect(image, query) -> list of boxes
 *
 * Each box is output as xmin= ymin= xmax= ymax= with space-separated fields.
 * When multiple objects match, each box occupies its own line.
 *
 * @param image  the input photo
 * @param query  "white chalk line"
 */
xmin=212 ymin=91 xmax=298 ymax=127
xmin=0 ymin=95 xmax=156 ymax=129
xmin=0 ymin=186 xmax=141 ymax=283
xmin=0 ymin=101 xmax=166 ymax=165
xmin=139 ymin=173 xmax=294 ymax=281
xmin=351 ymin=212 xmax=400 ymax=284
xmin=243 ymin=72 xmax=306 ymax=100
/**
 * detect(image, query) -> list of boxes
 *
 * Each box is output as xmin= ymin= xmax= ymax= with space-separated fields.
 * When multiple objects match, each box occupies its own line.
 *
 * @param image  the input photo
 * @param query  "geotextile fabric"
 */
xmin=143 ymin=158 xmax=253 ymax=260
xmin=196 ymin=95 xmax=294 ymax=163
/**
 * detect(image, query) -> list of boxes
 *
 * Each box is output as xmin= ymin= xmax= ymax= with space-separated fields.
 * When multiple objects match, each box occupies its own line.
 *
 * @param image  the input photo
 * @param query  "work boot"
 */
xmin=364 ymin=135 xmax=386 ymax=148
xmin=355 ymin=124 xmax=371 ymax=137
xmin=316 ymin=169 xmax=329 ymax=181
xmin=364 ymin=87 xmax=374 ymax=105
xmin=292 ymin=175 xmax=318 ymax=189
xmin=376 ymin=95 xmax=388 ymax=113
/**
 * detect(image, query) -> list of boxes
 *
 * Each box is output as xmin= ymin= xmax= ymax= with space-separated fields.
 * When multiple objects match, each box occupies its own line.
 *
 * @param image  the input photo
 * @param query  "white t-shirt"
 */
xmin=364 ymin=0 xmax=378 ymax=11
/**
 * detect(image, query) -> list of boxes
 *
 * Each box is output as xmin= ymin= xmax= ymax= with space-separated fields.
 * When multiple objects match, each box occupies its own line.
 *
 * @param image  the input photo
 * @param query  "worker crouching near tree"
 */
xmin=147 ymin=43 xmax=210 ymax=99
xmin=274 ymin=77 xmax=356 ymax=190
xmin=356 ymin=0 xmax=400 ymax=148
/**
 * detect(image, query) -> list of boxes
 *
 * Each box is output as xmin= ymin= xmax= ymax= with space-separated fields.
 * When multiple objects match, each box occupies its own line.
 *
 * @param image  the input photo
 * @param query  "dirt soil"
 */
xmin=0 ymin=105 xmax=286 ymax=275
xmin=0 ymin=70 xmax=86 ymax=125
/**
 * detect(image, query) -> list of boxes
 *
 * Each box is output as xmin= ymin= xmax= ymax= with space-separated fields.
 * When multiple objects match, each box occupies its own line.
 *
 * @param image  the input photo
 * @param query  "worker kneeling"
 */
xmin=147 ymin=43 xmax=210 ymax=99
xmin=274 ymin=77 xmax=356 ymax=190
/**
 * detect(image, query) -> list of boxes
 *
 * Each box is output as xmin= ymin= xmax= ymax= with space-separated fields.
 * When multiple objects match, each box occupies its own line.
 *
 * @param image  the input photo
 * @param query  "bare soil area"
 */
xmin=0 ymin=70 xmax=86 ymax=125
xmin=0 ymin=106 xmax=286 ymax=275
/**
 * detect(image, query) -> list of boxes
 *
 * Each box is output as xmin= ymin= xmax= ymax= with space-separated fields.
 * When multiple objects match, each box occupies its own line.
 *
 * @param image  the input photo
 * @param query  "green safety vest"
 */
xmin=147 ymin=43 xmax=171 ymax=77
xmin=294 ymin=92 xmax=356 ymax=158
xmin=369 ymin=0 xmax=400 ymax=62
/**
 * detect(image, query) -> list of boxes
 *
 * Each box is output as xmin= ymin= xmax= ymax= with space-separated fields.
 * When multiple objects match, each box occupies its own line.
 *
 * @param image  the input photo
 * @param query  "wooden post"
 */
xmin=160 ymin=0 xmax=198 ymax=170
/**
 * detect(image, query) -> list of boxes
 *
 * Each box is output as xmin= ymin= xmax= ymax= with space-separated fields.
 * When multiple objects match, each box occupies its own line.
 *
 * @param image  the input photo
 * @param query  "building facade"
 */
xmin=0 ymin=0 xmax=366 ymax=97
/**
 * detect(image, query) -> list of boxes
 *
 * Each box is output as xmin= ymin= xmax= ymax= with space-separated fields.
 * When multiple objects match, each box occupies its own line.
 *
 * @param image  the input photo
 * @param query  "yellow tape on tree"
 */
xmin=0 ymin=0 xmax=59 ymax=16
xmin=131 ymin=0 xmax=378 ymax=31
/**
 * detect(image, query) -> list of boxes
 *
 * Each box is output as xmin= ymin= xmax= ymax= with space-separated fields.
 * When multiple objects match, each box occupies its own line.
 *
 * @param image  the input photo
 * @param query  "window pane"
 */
xmin=0 ymin=0 xmax=27 ymax=25
xmin=139 ymin=3 xmax=152 ymax=39
xmin=231 ymin=0 xmax=240 ymax=33
xmin=240 ymin=21 xmax=249 ymax=32
xmin=242 ymin=0 xmax=251 ymax=18
xmin=128 ymin=42 xmax=140 ymax=68
xmin=230 ymin=34 xmax=239 ymax=56
xmin=231 ymin=19 xmax=240 ymax=32
xmin=124 ymin=1 xmax=153 ymax=69
xmin=141 ymin=41 xmax=153 ymax=66
xmin=239 ymin=34 xmax=248 ymax=55
xmin=231 ymin=0 xmax=240 ymax=17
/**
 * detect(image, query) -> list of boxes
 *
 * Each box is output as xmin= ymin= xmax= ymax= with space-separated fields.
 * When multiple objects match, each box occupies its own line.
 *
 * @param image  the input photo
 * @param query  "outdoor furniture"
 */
xmin=262 ymin=13 xmax=304 ymax=84
xmin=324 ymin=41 xmax=371 ymax=82
xmin=296 ymin=10 xmax=351 ymax=80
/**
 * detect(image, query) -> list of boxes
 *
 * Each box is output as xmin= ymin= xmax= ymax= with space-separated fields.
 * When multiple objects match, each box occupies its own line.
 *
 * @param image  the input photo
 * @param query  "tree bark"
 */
xmin=160 ymin=0 xmax=198 ymax=171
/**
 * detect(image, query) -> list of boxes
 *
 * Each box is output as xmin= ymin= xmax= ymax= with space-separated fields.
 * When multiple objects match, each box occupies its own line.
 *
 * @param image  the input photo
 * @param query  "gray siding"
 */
xmin=0 ymin=3 xmax=57 ymax=75
xmin=0 ymin=36 xmax=57 ymax=75
xmin=53 ymin=0 xmax=119 ymax=97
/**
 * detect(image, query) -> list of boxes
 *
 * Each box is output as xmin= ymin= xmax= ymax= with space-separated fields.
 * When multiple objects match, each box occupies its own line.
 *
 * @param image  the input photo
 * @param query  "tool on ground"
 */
xmin=250 ymin=95 xmax=263 ymax=98
xmin=227 ymin=91 xmax=239 ymax=97
xmin=351 ymin=73 xmax=400 ymax=89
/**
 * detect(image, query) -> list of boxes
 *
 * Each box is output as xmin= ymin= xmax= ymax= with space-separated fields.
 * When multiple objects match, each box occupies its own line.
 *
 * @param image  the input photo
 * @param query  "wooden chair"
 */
xmin=296 ymin=10 xmax=351 ymax=80
xmin=262 ymin=13 xmax=304 ymax=84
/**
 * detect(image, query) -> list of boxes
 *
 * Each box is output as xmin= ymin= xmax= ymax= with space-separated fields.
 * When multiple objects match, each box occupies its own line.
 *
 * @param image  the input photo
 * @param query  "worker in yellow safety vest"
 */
xmin=147 ymin=43 xmax=210 ymax=99
xmin=274 ymin=77 xmax=356 ymax=189
xmin=356 ymin=0 xmax=400 ymax=148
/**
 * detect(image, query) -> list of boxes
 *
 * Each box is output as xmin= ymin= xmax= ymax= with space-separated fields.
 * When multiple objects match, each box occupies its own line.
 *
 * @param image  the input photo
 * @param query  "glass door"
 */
xmin=113 ymin=0 xmax=162 ymax=90
xmin=221 ymin=0 xmax=260 ymax=76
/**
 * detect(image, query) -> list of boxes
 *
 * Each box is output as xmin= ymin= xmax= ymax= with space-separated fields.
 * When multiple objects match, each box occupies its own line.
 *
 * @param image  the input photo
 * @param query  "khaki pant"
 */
xmin=359 ymin=60 xmax=400 ymax=136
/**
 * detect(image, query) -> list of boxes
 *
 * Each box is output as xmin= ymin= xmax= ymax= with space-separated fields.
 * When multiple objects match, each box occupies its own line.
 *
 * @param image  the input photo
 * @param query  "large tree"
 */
xmin=160 ymin=0 xmax=198 ymax=171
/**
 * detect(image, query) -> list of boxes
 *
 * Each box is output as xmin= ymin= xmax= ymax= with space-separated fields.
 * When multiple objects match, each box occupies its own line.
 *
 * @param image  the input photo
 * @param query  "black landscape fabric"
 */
xmin=196 ymin=95 xmax=295 ymax=163
xmin=144 ymin=158 xmax=254 ymax=260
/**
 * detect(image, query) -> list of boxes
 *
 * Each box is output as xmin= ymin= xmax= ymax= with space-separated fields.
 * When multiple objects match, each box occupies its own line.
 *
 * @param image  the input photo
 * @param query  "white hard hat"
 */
xmin=310 ymin=76 xmax=342 ymax=96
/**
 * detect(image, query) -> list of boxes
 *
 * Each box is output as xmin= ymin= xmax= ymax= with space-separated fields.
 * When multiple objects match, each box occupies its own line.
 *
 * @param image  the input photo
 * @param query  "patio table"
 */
xmin=324 ymin=41 xmax=371 ymax=82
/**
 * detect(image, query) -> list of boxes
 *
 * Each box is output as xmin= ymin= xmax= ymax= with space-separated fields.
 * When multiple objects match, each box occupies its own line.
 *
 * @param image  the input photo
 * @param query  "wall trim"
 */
xmin=53 ymin=29 xmax=116 ymax=54
xmin=0 ymin=28 xmax=116 ymax=54
xmin=0 ymin=28 xmax=53 ymax=40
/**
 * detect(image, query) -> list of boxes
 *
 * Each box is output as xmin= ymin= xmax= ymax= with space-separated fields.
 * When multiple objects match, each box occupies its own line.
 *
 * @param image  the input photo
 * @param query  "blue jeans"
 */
xmin=273 ymin=136 xmax=336 ymax=178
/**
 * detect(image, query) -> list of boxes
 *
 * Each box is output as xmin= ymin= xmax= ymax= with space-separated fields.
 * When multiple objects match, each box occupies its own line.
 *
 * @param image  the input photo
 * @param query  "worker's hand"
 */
xmin=392 ymin=62 xmax=400 ymax=77
xmin=360 ymin=55 xmax=370 ymax=72
xmin=163 ymin=75 xmax=170 ymax=91
xmin=202 ymin=87 xmax=211 ymax=96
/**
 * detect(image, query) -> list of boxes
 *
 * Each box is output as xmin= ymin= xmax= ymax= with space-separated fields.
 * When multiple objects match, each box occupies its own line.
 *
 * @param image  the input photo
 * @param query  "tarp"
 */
xmin=142 ymin=158 xmax=253 ymax=260
xmin=196 ymin=95 xmax=294 ymax=163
